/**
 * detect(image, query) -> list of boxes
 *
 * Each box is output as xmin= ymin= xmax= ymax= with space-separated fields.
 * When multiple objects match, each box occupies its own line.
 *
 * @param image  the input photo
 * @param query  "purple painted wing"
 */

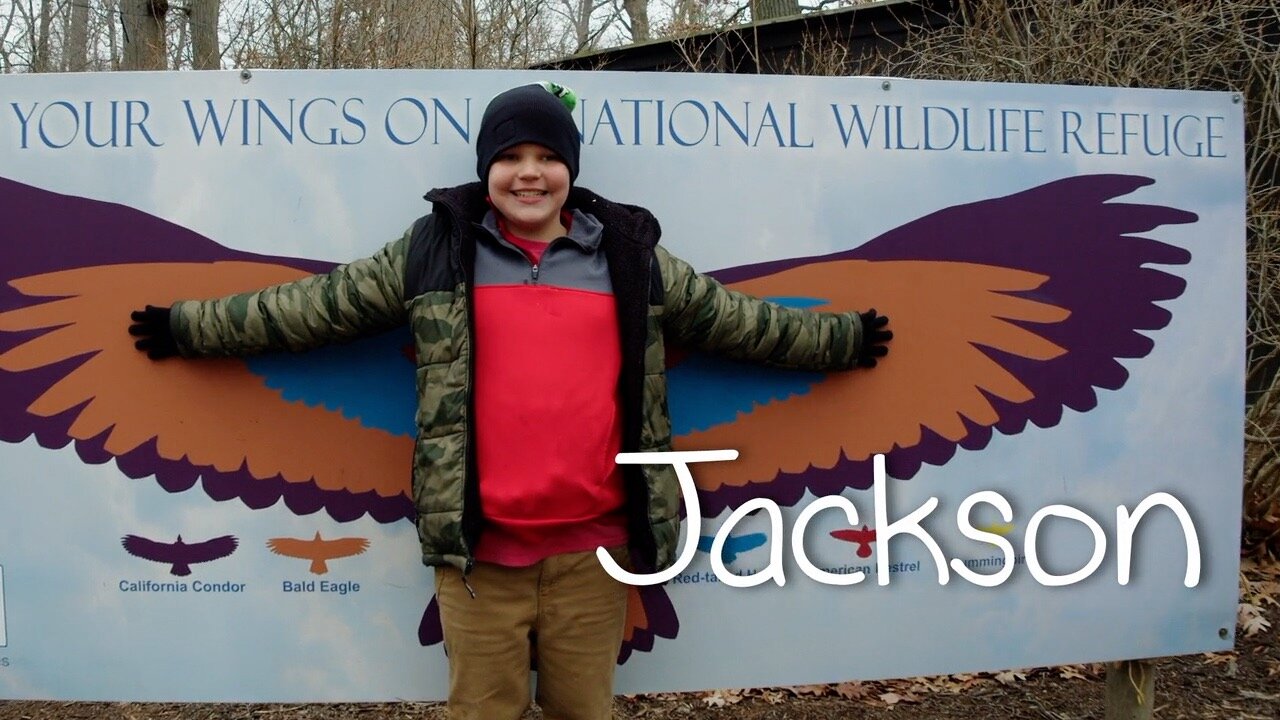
xmin=186 ymin=535 xmax=240 ymax=564
xmin=121 ymin=533 xmax=238 ymax=575
xmin=0 ymin=176 xmax=413 ymax=523
xmin=682 ymin=174 xmax=1196 ymax=514
xmin=121 ymin=534 xmax=181 ymax=563
xmin=618 ymin=585 xmax=679 ymax=664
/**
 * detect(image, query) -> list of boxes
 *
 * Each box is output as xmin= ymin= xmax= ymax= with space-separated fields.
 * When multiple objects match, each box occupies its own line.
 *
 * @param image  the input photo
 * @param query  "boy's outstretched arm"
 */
xmin=128 ymin=229 xmax=413 ymax=360
xmin=657 ymin=246 xmax=891 ymax=370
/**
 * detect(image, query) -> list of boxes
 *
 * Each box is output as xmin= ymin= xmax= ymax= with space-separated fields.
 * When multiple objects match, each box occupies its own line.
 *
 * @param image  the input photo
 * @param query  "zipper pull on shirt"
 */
xmin=531 ymin=264 xmax=540 ymax=283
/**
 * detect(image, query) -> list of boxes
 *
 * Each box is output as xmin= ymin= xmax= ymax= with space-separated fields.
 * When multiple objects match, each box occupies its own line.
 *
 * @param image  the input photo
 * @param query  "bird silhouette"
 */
xmin=830 ymin=526 xmax=878 ymax=559
xmin=267 ymin=532 xmax=370 ymax=574
xmin=121 ymin=533 xmax=238 ymax=576
xmin=697 ymin=532 xmax=769 ymax=565
xmin=0 ymin=173 xmax=1196 ymax=660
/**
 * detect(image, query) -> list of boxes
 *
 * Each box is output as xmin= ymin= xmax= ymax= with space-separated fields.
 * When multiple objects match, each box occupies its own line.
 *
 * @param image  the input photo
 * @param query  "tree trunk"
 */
xmin=752 ymin=0 xmax=798 ymax=21
xmin=623 ymin=0 xmax=648 ymax=42
xmin=66 ymin=0 xmax=90 ymax=71
xmin=574 ymin=0 xmax=590 ymax=51
xmin=33 ymin=0 xmax=52 ymax=71
xmin=328 ymin=0 xmax=344 ymax=67
xmin=463 ymin=0 xmax=478 ymax=68
xmin=190 ymin=0 xmax=221 ymax=69
xmin=106 ymin=0 xmax=121 ymax=69
xmin=121 ymin=0 xmax=169 ymax=70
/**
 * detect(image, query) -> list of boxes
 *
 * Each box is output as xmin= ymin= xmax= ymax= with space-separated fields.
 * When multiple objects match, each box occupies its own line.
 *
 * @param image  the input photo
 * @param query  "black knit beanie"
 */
xmin=476 ymin=83 xmax=581 ymax=183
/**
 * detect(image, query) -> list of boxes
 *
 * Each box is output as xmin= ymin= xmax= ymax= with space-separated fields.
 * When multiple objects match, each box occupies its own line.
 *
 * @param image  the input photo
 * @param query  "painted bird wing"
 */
xmin=188 ymin=535 xmax=239 ymax=563
xmin=618 ymin=585 xmax=679 ymax=663
xmin=316 ymin=536 xmax=371 ymax=560
xmin=121 ymin=534 xmax=174 ymax=562
xmin=728 ymin=532 xmax=768 ymax=556
xmin=0 ymin=176 xmax=415 ymax=523
xmin=267 ymin=536 xmax=319 ymax=560
xmin=673 ymin=174 xmax=1196 ymax=515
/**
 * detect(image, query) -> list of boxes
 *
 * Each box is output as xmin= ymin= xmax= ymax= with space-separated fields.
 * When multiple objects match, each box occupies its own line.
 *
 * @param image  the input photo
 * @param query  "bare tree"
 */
xmin=659 ymin=0 xmax=738 ymax=36
xmin=0 ymin=0 xmax=633 ymax=73
xmin=225 ymin=0 xmax=468 ymax=69
xmin=187 ymin=0 xmax=218 ymax=68
xmin=65 ymin=0 xmax=90 ymax=70
xmin=552 ymin=0 xmax=616 ymax=53
xmin=5 ymin=0 xmax=56 ymax=72
xmin=621 ymin=0 xmax=647 ymax=42
xmin=121 ymin=0 xmax=168 ymax=69
xmin=34 ymin=0 xmax=53 ymax=71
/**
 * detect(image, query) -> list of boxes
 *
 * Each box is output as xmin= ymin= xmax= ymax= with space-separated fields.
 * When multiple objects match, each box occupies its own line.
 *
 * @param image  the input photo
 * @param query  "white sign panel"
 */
xmin=0 ymin=69 xmax=1245 ymax=701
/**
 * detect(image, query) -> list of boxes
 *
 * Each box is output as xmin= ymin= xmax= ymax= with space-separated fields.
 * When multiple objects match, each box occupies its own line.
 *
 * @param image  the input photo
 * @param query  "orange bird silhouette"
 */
xmin=267 ymin=532 xmax=370 ymax=574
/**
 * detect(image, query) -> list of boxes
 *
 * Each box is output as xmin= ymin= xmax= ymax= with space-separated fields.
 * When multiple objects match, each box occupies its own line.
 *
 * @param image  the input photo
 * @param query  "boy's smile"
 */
xmin=488 ymin=142 xmax=570 ymax=242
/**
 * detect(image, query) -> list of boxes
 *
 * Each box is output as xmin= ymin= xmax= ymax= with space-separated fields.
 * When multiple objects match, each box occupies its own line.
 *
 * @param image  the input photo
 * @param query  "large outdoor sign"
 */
xmin=0 ymin=70 xmax=1245 ymax=701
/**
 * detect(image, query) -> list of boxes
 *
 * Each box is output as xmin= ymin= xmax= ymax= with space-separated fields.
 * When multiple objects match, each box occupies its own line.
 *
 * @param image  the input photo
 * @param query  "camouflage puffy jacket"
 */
xmin=170 ymin=183 xmax=863 ymax=573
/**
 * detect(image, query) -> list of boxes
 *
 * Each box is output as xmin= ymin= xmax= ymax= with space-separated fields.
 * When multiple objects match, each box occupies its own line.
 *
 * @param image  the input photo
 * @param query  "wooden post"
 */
xmin=1105 ymin=659 xmax=1155 ymax=720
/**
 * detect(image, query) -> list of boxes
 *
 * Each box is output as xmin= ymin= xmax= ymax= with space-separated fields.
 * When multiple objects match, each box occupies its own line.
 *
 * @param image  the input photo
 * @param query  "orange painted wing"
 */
xmin=0 ymin=176 xmax=414 ymax=522
xmin=268 ymin=535 xmax=369 ymax=560
xmin=671 ymin=175 xmax=1197 ymax=513
xmin=315 ymin=536 xmax=372 ymax=561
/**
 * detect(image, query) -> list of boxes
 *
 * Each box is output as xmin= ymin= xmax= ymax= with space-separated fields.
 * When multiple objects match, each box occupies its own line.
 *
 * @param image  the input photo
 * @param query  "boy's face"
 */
xmin=487 ymin=142 xmax=570 ymax=242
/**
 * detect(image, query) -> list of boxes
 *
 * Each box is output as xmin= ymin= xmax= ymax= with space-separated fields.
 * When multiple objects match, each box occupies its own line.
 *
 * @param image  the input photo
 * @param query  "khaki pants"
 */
xmin=434 ymin=548 xmax=629 ymax=720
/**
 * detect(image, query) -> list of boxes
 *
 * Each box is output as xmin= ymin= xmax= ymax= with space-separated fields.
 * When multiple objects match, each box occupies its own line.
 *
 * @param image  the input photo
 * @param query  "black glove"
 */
xmin=128 ymin=305 xmax=178 ymax=360
xmin=856 ymin=309 xmax=892 ymax=368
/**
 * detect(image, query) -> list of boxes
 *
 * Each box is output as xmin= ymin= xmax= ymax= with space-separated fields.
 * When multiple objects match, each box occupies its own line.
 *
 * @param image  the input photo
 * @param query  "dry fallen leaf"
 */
xmin=759 ymin=689 xmax=787 ymax=705
xmin=1203 ymin=652 xmax=1236 ymax=666
xmin=994 ymin=669 xmax=1028 ymax=685
xmin=834 ymin=682 xmax=869 ymax=700
xmin=788 ymin=684 xmax=829 ymax=697
xmin=1256 ymin=581 xmax=1280 ymax=607
xmin=1240 ymin=603 xmax=1272 ymax=637
xmin=1059 ymin=666 xmax=1087 ymax=680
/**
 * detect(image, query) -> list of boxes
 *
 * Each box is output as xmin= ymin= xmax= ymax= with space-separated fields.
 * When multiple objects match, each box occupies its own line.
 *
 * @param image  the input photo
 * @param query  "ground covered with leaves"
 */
xmin=3 ymin=559 xmax=1277 ymax=720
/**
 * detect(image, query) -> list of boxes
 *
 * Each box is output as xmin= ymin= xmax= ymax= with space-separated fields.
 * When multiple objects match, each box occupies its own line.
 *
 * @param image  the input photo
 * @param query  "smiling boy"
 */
xmin=488 ymin=143 xmax=570 ymax=241
xmin=130 ymin=82 xmax=891 ymax=720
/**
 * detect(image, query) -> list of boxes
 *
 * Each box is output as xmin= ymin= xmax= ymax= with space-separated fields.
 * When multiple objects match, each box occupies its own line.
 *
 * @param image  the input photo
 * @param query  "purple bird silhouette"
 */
xmin=121 ymin=534 xmax=238 ymax=576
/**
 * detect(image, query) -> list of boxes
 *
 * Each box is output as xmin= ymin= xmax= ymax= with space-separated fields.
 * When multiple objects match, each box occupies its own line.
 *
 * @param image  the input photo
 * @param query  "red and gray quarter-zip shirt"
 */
xmin=471 ymin=208 xmax=629 ymax=566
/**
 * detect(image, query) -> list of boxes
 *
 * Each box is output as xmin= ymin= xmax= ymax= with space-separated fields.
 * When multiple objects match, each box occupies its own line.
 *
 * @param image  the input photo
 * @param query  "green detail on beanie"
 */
xmin=538 ymin=81 xmax=578 ymax=113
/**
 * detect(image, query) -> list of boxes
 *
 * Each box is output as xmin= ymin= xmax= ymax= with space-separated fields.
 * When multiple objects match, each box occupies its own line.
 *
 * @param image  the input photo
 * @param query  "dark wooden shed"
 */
xmin=536 ymin=0 xmax=958 ymax=74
